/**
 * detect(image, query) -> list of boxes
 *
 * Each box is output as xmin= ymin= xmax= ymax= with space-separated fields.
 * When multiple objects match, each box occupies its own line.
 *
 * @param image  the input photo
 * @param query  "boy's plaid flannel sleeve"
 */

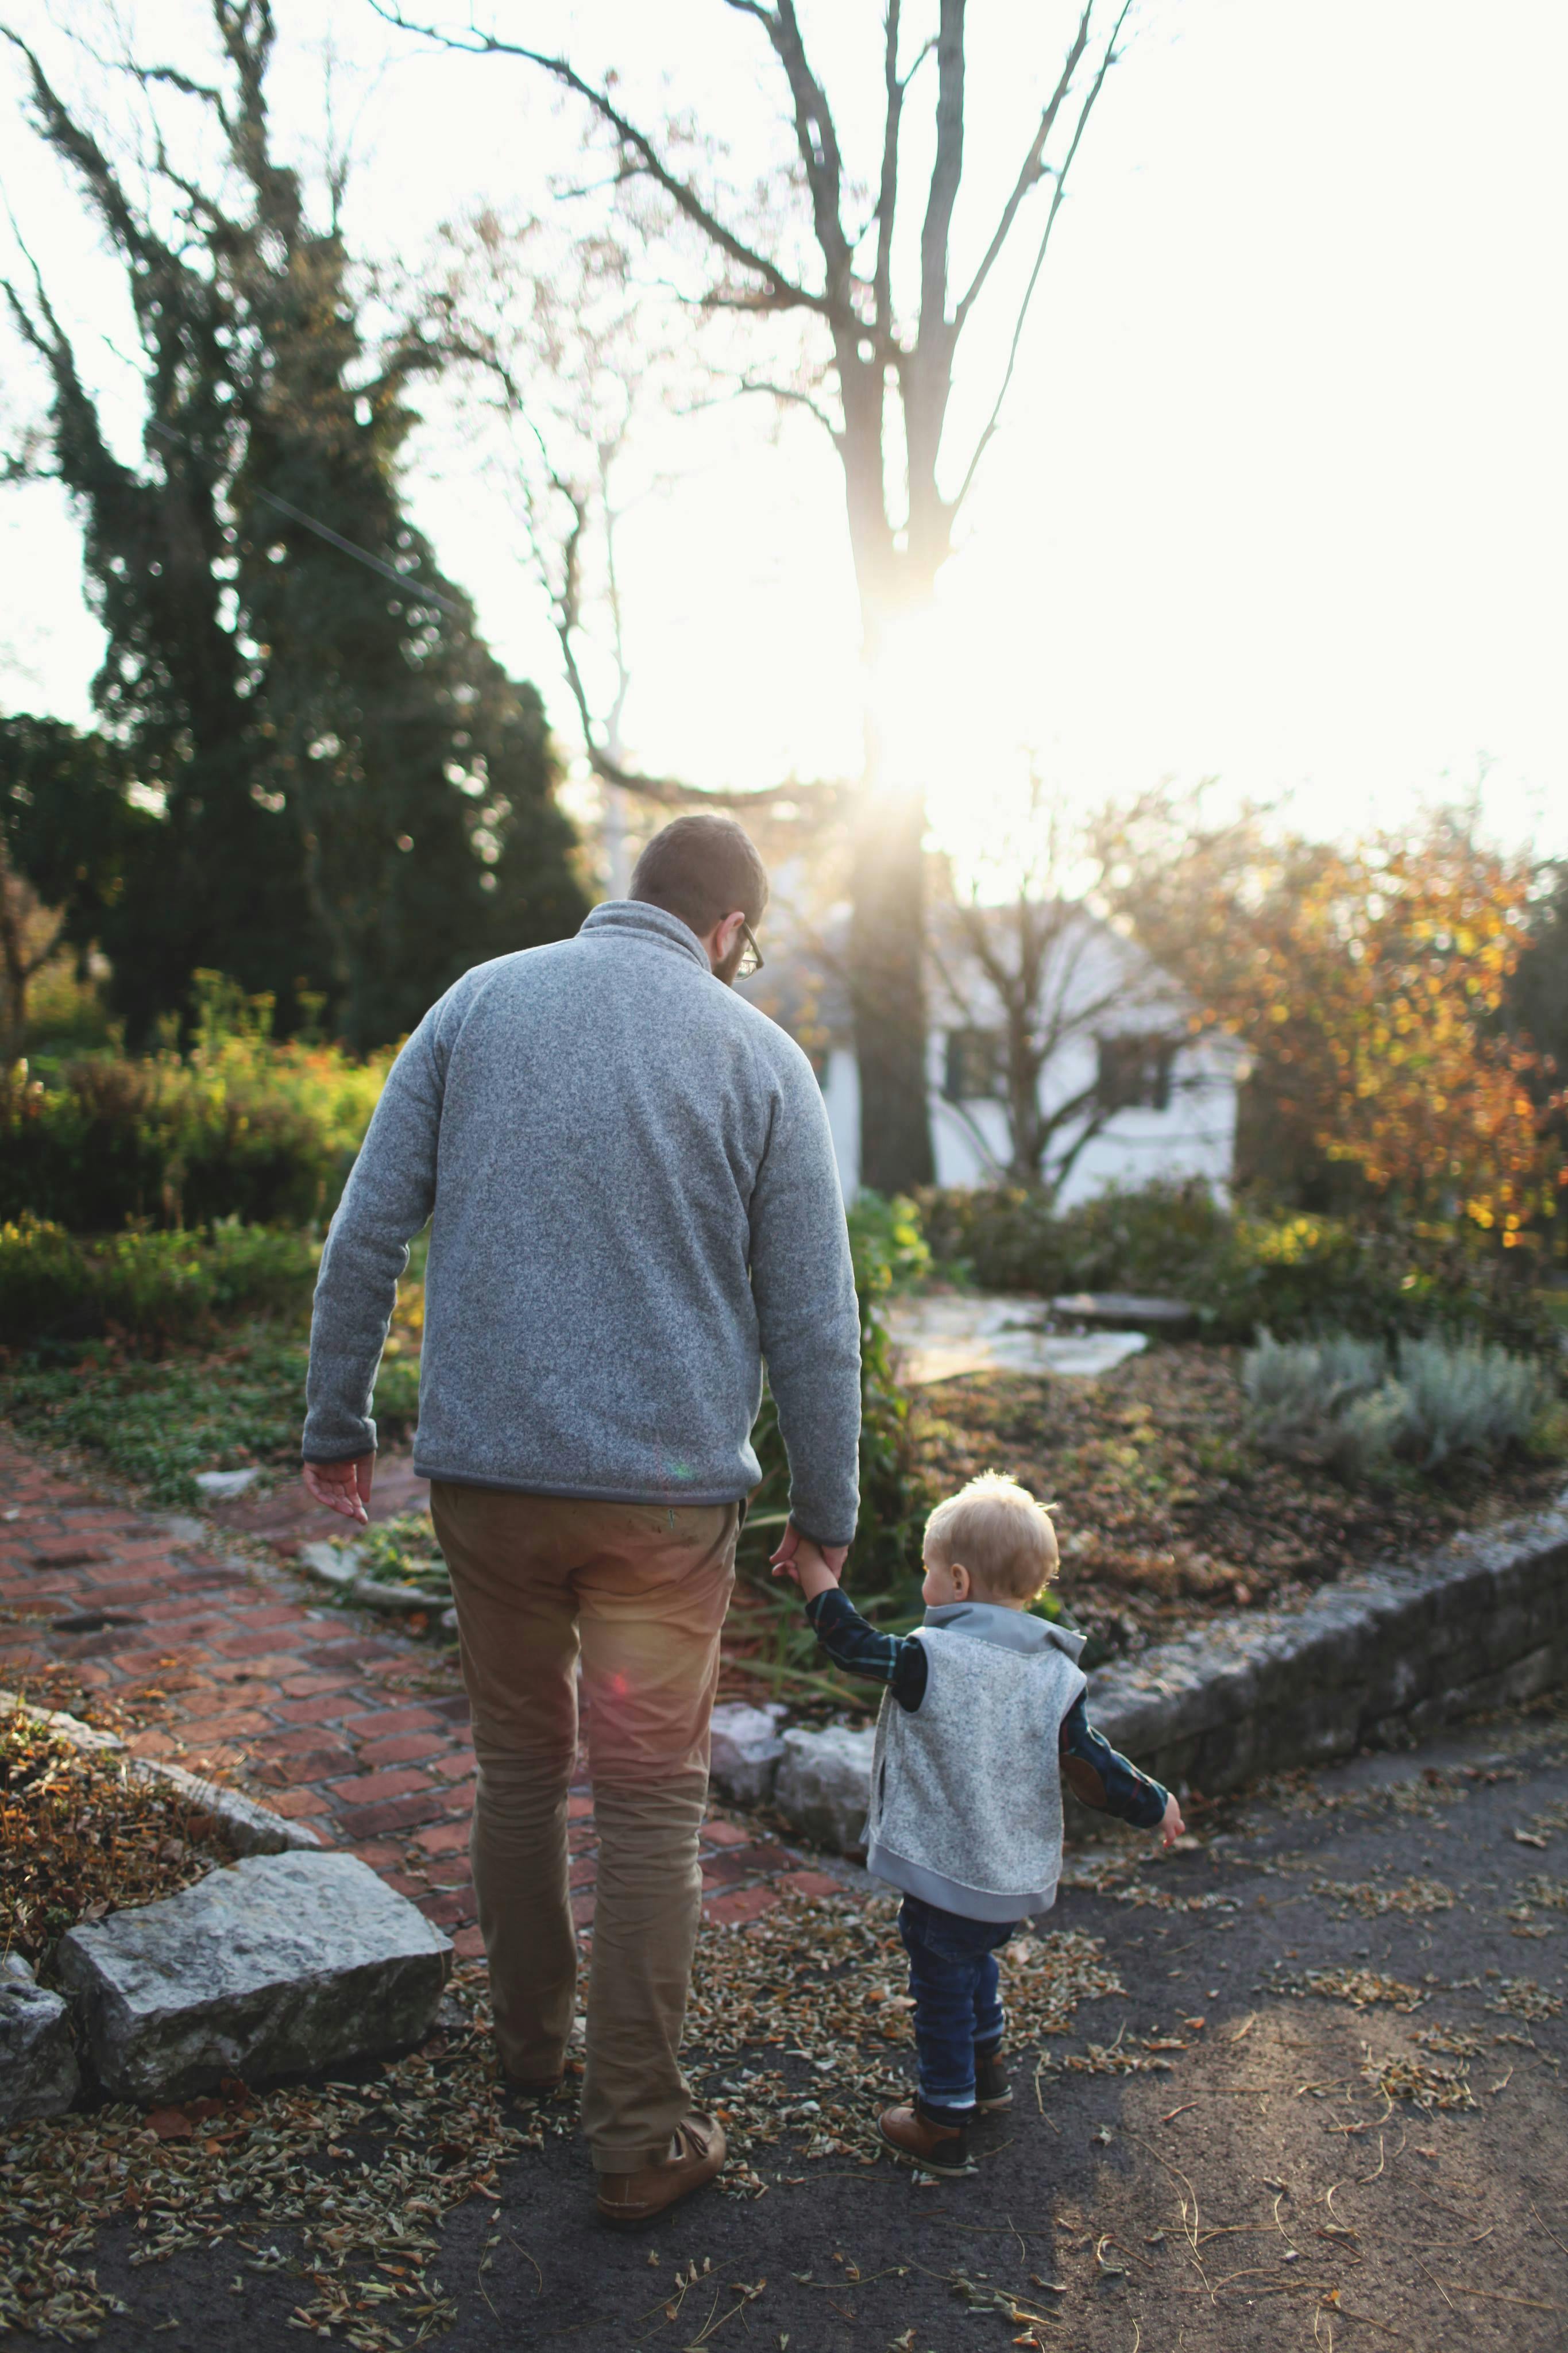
xmin=804 ymin=1586 xmax=927 ymax=1708
xmin=1061 ymin=1699 xmax=1169 ymax=1829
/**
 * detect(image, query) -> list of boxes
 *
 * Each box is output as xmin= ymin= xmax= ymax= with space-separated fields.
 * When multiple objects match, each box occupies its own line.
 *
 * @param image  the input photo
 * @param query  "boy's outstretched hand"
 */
xmin=1157 ymin=1793 xmax=1187 ymax=1847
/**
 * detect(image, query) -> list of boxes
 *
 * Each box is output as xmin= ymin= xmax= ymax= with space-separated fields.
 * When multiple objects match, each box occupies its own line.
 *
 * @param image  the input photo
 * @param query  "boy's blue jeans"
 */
xmin=898 ymin=1894 xmax=1019 ymax=2119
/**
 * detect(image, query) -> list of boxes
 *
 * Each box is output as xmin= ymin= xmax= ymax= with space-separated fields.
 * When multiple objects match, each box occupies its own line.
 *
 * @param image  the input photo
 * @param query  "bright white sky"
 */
xmin=1 ymin=0 xmax=1565 ymax=868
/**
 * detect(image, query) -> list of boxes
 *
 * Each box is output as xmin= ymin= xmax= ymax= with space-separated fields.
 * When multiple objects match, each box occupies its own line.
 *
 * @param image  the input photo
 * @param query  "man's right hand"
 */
xmin=302 ymin=1454 xmax=374 ymax=1526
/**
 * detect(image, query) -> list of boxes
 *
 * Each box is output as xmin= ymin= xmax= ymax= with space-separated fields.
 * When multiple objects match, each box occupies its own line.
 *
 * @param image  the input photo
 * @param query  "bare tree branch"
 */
xmin=2 ymin=26 xmax=167 ymax=277
xmin=724 ymin=375 xmax=843 ymax=440
xmin=365 ymin=1 xmax=840 ymax=324
xmin=137 ymin=60 xmax=234 ymax=134
xmin=930 ymin=770 xmax=1207 ymax=1187
xmin=918 ymin=0 xmax=965 ymax=348
xmin=949 ymin=0 xmax=1132 ymax=520
xmin=735 ymin=1 xmax=853 ymax=305
xmin=871 ymin=1 xmax=903 ymax=336
xmin=952 ymin=3 xmax=1091 ymax=334
xmin=2 ymin=221 xmax=137 ymax=518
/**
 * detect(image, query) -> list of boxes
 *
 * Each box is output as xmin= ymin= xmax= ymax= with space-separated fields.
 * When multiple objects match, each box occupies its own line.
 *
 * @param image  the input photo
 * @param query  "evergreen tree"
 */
xmin=2 ymin=2 xmax=583 ymax=1047
xmin=0 ymin=715 xmax=144 ymax=1051
xmin=1506 ymin=863 xmax=1568 ymax=1253
xmin=1509 ymin=865 xmax=1568 ymax=1086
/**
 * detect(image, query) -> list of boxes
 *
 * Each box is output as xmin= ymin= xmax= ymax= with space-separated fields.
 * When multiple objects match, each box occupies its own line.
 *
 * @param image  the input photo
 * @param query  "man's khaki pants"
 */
xmin=429 ymin=1484 xmax=737 ymax=2174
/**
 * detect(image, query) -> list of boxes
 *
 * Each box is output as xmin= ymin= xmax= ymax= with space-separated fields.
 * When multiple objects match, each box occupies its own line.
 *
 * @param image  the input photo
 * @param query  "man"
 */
xmin=300 ymin=813 xmax=860 ymax=2225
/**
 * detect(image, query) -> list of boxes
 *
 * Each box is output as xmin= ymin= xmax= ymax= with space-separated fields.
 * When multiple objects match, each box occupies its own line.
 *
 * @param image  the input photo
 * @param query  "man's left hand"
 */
xmin=302 ymin=1454 xmax=374 ymax=1525
xmin=769 ymin=1519 xmax=849 ymax=1586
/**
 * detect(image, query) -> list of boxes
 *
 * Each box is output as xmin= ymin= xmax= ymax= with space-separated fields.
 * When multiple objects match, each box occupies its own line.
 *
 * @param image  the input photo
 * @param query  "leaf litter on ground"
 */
xmin=0 ymin=1893 xmax=1131 ymax=2342
xmin=0 ymin=1710 xmax=237 ymax=1969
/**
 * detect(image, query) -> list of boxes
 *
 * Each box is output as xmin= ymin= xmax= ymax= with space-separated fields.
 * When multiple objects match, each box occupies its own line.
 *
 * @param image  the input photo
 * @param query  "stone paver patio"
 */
xmin=0 ymin=1436 xmax=846 ymax=1965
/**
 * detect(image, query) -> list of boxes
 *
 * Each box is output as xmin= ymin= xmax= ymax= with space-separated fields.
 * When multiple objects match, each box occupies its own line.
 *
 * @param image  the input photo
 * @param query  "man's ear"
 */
xmin=704 ymin=909 xmax=747 ymax=978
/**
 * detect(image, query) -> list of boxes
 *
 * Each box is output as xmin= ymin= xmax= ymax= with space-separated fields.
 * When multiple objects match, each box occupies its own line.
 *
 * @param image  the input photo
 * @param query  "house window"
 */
xmin=1096 ymin=1034 xmax=1175 ymax=1112
xmin=944 ymin=1027 xmax=1005 ymax=1102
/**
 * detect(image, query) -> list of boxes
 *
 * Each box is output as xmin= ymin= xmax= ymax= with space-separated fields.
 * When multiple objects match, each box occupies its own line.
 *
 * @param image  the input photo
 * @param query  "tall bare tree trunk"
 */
xmin=389 ymin=1 xmax=1132 ymax=1193
xmin=849 ymin=710 xmax=935 ymax=1193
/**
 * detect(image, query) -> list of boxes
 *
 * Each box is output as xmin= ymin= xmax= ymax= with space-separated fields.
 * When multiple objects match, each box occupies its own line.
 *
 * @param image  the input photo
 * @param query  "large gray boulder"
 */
xmin=0 ymin=1955 xmax=82 ymax=2121
xmin=708 ymin=1701 xmax=786 ymax=1806
xmin=774 ymin=1724 xmax=876 ymax=1854
xmin=55 ymin=1851 xmax=451 ymax=2104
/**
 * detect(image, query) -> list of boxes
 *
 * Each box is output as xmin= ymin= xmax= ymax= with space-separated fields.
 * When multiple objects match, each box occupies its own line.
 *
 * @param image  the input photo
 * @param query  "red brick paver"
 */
xmin=0 ymin=1434 xmax=852 ymax=1950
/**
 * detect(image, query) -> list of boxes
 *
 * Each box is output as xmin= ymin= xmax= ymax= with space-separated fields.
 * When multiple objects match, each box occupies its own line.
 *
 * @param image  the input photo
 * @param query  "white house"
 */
xmin=741 ymin=901 xmax=1242 ymax=1205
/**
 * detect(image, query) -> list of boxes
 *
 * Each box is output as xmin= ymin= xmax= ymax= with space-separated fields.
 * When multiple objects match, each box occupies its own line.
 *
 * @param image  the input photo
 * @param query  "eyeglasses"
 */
xmin=736 ymin=921 xmax=765 ymax=979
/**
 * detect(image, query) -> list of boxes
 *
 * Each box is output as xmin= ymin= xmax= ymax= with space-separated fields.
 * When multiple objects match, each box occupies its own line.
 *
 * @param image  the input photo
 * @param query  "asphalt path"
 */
xmin=35 ymin=1695 xmax=1568 ymax=2352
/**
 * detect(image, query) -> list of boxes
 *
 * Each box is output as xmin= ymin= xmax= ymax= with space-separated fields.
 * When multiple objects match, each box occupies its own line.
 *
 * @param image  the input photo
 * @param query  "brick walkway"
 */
xmin=0 ymin=1435 xmax=846 ymax=1961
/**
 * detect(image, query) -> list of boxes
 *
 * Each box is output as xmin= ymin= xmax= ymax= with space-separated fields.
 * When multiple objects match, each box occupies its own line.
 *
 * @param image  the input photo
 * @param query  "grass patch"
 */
xmin=0 ymin=1245 xmax=427 ymax=1507
xmin=0 ymin=1323 xmax=417 ymax=1509
xmin=1 ymin=1328 xmax=314 ymax=1507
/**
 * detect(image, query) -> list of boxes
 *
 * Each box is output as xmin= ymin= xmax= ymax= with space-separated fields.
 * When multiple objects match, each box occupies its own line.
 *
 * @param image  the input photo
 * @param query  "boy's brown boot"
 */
xmin=878 ymin=2100 xmax=971 ymax=2174
xmin=595 ymin=2115 xmax=727 ymax=2228
xmin=974 ymin=2042 xmax=1011 ymax=2111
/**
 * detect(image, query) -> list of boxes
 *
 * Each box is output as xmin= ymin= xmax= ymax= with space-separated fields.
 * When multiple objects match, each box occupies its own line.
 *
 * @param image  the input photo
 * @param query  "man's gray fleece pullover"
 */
xmin=302 ymin=900 xmax=862 ymax=1546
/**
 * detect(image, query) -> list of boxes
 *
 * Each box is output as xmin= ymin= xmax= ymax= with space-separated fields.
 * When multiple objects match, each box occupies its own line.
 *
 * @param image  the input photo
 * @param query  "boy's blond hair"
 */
xmin=924 ymin=1472 xmax=1060 ymax=1603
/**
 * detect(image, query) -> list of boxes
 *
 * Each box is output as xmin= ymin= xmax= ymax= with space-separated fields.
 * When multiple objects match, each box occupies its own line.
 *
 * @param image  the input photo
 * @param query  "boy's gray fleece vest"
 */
xmin=864 ymin=1604 xmax=1088 ymax=1922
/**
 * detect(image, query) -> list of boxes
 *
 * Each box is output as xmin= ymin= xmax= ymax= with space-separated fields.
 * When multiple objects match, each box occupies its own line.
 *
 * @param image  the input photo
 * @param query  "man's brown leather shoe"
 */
xmin=595 ymin=2115 xmax=727 ymax=2228
xmin=503 ymin=2070 xmax=565 ymax=2103
xmin=878 ymin=2100 xmax=971 ymax=2174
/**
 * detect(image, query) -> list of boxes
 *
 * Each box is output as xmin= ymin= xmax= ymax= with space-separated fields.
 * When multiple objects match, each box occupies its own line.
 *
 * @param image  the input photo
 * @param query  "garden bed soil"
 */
xmin=906 ymin=1340 xmax=1566 ymax=1661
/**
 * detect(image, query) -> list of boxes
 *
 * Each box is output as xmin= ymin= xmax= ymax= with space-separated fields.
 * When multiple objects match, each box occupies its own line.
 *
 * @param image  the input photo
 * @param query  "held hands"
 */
xmin=770 ymin=1519 xmax=848 ymax=1603
xmin=302 ymin=1453 xmax=374 ymax=1526
xmin=1157 ymin=1792 xmax=1187 ymax=1849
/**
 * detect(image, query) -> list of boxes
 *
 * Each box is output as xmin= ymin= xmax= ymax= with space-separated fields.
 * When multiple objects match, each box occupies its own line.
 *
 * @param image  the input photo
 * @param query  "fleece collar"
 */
xmin=922 ymin=1599 xmax=1087 ymax=1665
xmin=580 ymin=898 xmax=710 ymax=971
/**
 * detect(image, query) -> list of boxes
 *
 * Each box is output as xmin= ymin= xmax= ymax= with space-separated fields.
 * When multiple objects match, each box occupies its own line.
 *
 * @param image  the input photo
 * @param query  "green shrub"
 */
xmin=734 ymin=1193 xmax=933 ymax=1694
xmin=0 ymin=1214 xmax=316 ymax=1347
xmin=1241 ymin=1330 xmax=1406 ymax=1480
xmin=918 ymin=1179 xmax=1555 ymax=1352
xmin=846 ymin=1191 xmax=932 ymax=1295
xmin=1 ymin=974 xmax=389 ymax=1231
xmin=0 ymin=1216 xmax=87 ymax=1341
xmin=1241 ymin=1329 xmax=1559 ymax=1481
xmin=1242 ymin=1330 xmax=1387 ymax=1421
xmin=1393 ymin=1336 xmax=1555 ymax=1469
xmin=919 ymin=1176 xmax=1231 ymax=1299
xmin=357 ymin=1512 xmax=450 ymax=1599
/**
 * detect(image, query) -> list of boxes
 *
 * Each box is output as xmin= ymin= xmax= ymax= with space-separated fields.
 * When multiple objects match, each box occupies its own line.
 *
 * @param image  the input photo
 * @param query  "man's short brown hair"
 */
xmin=629 ymin=814 xmax=769 ymax=936
xmin=924 ymin=1472 xmax=1060 ymax=1603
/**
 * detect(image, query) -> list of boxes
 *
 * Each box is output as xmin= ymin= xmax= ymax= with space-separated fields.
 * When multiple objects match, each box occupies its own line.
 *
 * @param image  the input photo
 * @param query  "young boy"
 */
xmin=784 ymin=1472 xmax=1183 ymax=2174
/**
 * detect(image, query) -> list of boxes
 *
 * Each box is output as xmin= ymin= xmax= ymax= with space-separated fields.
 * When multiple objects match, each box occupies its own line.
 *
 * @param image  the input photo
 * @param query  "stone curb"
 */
xmin=1084 ymin=1488 xmax=1568 ymax=1797
xmin=0 ymin=1688 xmax=322 ymax=1855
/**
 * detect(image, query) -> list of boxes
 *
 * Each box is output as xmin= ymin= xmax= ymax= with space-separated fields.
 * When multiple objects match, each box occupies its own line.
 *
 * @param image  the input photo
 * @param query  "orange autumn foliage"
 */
xmin=1110 ymin=808 xmax=1562 ymax=1239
